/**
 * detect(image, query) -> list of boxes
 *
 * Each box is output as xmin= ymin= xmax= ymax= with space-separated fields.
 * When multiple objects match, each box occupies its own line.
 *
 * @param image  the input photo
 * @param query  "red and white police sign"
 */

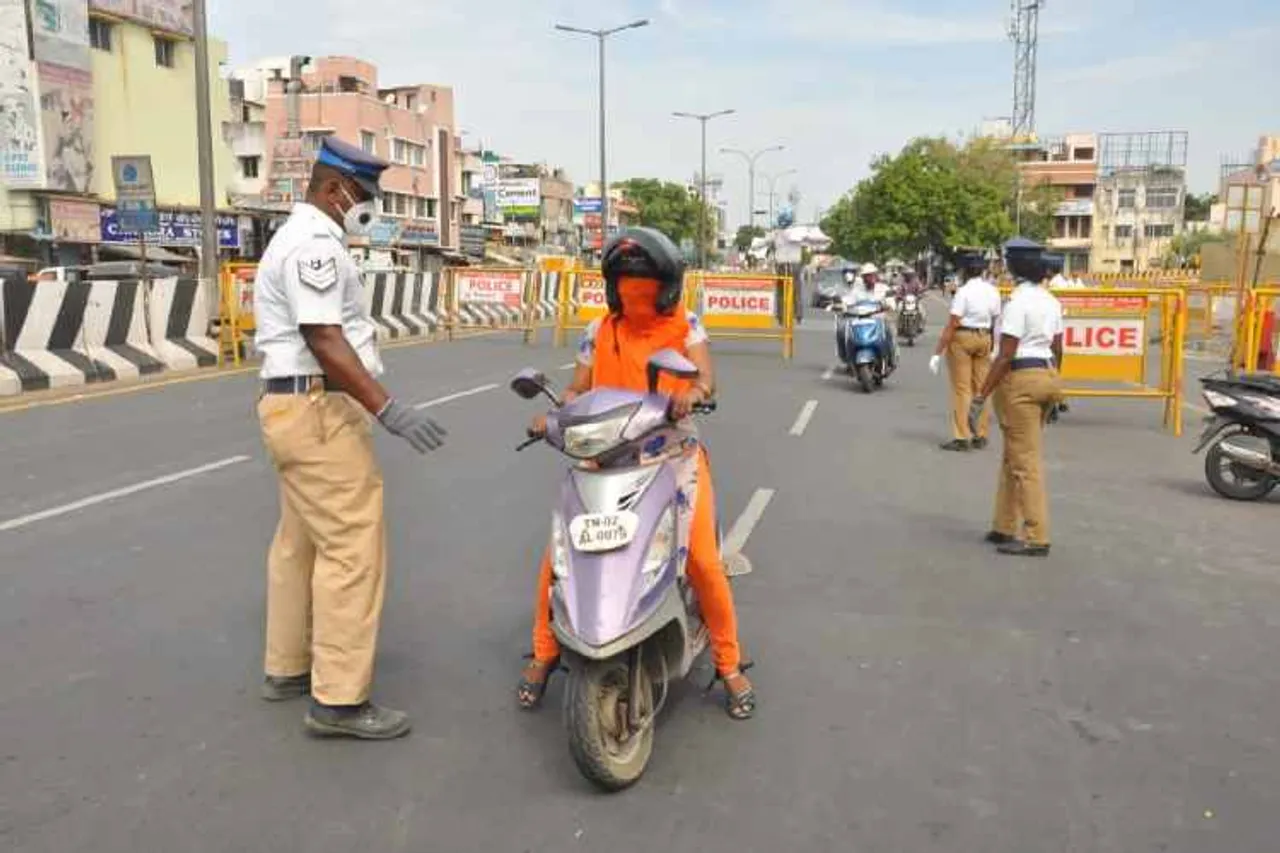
xmin=577 ymin=272 xmax=606 ymax=307
xmin=702 ymin=283 xmax=777 ymax=316
xmin=457 ymin=271 xmax=523 ymax=308
xmin=1063 ymin=317 xmax=1145 ymax=356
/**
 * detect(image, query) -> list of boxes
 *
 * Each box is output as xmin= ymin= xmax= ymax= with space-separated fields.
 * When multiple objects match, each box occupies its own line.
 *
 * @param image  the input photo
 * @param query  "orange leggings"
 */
xmin=531 ymin=448 xmax=742 ymax=674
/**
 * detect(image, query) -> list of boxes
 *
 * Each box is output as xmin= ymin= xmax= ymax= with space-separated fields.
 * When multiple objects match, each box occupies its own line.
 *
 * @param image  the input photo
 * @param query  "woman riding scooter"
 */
xmin=517 ymin=227 xmax=756 ymax=721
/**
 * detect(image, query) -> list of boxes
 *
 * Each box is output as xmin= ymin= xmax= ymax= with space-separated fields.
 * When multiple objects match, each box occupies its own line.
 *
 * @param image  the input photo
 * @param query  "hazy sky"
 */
xmin=211 ymin=0 xmax=1280 ymax=225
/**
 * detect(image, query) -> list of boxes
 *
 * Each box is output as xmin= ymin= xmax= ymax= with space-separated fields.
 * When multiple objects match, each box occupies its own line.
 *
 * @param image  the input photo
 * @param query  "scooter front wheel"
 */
xmin=565 ymin=657 xmax=654 ymax=791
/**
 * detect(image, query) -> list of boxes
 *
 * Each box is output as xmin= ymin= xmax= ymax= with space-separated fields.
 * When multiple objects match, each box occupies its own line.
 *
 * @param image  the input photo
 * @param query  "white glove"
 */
xmin=929 ymin=355 xmax=942 ymax=375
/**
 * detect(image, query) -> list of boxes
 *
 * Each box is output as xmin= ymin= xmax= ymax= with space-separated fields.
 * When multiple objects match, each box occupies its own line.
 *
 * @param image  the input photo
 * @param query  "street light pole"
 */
xmin=721 ymin=144 xmax=784 ymax=230
xmin=673 ymin=109 xmax=734 ymax=270
xmin=556 ymin=19 xmax=649 ymax=255
xmin=192 ymin=0 xmax=219 ymax=300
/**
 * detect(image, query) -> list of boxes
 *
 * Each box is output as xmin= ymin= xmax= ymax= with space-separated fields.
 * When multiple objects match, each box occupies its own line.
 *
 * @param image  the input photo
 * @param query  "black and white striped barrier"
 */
xmin=0 ymin=277 xmax=217 ymax=395
xmin=362 ymin=272 xmax=443 ymax=342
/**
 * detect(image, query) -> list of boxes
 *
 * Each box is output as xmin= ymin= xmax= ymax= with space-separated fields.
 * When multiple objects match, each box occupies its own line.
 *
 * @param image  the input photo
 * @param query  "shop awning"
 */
xmin=98 ymin=243 xmax=193 ymax=264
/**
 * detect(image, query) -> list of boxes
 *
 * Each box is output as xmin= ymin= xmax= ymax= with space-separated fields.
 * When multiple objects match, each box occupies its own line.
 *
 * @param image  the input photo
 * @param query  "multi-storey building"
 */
xmin=1015 ymin=133 xmax=1098 ymax=274
xmin=0 ymin=0 xmax=238 ymax=267
xmin=1091 ymin=132 xmax=1189 ymax=273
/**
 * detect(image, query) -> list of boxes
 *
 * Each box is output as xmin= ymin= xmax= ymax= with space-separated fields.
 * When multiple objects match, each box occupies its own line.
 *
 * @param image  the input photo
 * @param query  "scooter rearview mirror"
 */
xmin=510 ymin=368 xmax=555 ymax=403
xmin=645 ymin=349 xmax=699 ymax=393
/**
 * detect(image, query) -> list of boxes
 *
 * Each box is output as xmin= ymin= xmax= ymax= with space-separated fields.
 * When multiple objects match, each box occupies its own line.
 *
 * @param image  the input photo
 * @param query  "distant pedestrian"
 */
xmin=931 ymin=252 xmax=1001 ymax=451
xmin=968 ymin=242 xmax=1064 ymax=557
xmin=253 ymin=137 xmax=447 ymax=739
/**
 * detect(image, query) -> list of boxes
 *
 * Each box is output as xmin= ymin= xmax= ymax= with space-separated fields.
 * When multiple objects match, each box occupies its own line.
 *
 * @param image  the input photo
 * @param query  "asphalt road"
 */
xmin=2 ymin=300 xmax=1278 ymax=853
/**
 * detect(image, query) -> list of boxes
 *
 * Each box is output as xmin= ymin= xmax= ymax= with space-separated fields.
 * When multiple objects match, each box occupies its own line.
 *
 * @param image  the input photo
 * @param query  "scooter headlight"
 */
xmin=561 ymin=405 xmax=638 ymax=459
xmin=550 ymin=511 xmax=570 ymax=580
xmin=641 ymin=507 xmax=676 ymax=591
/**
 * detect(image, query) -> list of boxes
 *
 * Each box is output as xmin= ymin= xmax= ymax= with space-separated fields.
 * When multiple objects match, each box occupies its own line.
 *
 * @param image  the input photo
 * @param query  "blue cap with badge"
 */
xmin=316 ymin=136 xmax=390 ymax=197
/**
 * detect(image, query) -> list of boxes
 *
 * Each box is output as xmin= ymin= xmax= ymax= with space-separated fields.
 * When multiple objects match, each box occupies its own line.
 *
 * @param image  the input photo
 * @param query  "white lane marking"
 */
xmin=789 ymin=400 xmax=819 ymax=436
xmin=723 ymin=488 xmax=775 ymax=557
xmin=412 ymin=383 xmax=499 ymax=410
xmin=821 ymin=365 xmax=835 ymax=381
xmin=0 ymin=455 xmax=251 ymax=533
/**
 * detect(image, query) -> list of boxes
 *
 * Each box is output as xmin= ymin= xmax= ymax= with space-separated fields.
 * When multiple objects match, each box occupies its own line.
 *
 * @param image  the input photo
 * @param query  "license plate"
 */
xmin=568 ymin=511 xmax=640 ymax=553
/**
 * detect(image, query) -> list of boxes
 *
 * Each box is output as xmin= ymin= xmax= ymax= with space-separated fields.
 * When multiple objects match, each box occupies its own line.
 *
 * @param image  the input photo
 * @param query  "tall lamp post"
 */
xmin=760 ymin=168 xmax=798 ymax=228
xmin=721 ymin=144 xmax=784 ymax=230
xmin=673 ymin=109 xmax=735 ymax=270
xmin=555 ymin=19 xmax=650 ymax=253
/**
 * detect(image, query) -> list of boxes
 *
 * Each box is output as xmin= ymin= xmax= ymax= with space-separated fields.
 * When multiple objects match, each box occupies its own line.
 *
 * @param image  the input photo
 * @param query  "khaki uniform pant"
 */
xmin=991 ymin=368 xmax=1062 ymax=546
xmin=947 ymin=329 xmax=993 ymax=440
xmin=257 ymin=391 xmax=386 ymax=706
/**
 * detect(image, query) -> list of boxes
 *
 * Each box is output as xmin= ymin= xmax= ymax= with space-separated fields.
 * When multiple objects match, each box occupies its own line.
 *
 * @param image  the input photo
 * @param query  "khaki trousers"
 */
xmin=257 ymin=391 xmax=386 ymax=706
xmin=991 ymin=368 xmax=1062 ymax=546
xmin=947 ymin=329 xmax=993 ymax=440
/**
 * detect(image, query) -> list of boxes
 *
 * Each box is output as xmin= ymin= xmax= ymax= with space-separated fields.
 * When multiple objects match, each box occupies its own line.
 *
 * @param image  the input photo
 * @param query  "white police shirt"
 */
xmin=950 ymin=276 xmax=1002 ymax=330
xmin=253 ymin=203 xmax=383 ymax=379
xmin=841 ymin=281 xmax=891 ymax=308
xmin=999 ymin=281 xmax=1064 ymax=361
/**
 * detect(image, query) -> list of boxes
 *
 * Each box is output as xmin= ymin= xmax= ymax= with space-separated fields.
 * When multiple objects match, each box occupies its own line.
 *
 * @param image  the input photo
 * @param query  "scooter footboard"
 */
xmin=552 ymin=590 xmax=699 ymax=679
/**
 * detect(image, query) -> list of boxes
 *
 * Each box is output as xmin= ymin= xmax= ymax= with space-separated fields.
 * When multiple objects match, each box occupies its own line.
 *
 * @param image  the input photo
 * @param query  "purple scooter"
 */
xmin=511 ymin=349 xmax=744 ymax=791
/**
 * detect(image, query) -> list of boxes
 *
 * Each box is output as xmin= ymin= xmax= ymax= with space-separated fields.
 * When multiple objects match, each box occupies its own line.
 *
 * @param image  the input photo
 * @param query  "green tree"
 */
xmin=614 ymin=178 xmax=715 ymax=253
xmin=734 ymin=224 xmax=765 ymax=252
xmin=820 ymin=136 xmax=1063 ymax=262
xmin=1184 ymin=192 xmax=1216 ymax=222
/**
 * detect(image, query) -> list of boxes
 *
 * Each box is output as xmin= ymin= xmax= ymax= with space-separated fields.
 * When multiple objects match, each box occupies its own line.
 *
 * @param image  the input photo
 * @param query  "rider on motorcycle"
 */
xmin=839 ymin=262 xmax=899 ymax=368
xmin=517 ymin=227 xmax=756 ymax=721
xmin=896 ymin=270 xmax=927 ymax=325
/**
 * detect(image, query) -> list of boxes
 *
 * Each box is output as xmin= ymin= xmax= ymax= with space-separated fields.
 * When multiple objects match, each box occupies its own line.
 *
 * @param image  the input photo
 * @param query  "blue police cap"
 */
xmin=316 ymin=136 xmax=390 ymax=197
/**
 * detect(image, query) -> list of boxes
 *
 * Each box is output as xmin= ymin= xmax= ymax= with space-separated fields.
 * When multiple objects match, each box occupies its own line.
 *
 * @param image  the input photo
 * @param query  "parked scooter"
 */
xmin=896 ymin=291 xmax=924 ymax=346
xmin=1193 ymin=373 xmax=1280 ymax=500
xmin=510 ymin=350 xmax=740 ymax=791
xmin=831 ymin=299 xmax=897 ymax=392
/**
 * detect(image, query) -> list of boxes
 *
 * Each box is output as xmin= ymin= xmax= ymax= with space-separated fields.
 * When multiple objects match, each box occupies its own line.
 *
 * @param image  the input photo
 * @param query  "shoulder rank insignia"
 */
xmin=297 ymin=255 xmax=339 ymax=291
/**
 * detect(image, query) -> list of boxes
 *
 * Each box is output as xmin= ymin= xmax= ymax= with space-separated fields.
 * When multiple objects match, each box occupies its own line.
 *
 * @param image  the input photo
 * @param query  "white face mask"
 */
xmin=338 ymin=184 xmax=378 ymax=237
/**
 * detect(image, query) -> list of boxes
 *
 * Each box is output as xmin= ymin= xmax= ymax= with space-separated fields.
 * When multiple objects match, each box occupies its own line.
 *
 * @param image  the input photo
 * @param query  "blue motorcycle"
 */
xmin=833 ymin=299 xmax=897 ymax=393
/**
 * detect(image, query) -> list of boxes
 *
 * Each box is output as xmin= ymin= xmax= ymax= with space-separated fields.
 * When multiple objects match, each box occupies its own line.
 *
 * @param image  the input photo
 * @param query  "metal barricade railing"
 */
xmin=216 ymin=261 xmax=257 ymax=366
xmin=442 ymin=266 xmax=536 ymax=344
xmin=1241 ymin=287 xmax=1280 ymax=374
xmin=685 ymin=271 xmax=795 ymax=360
xmin=1000 ymin=286 xmax=1188 ymax=435
xmin=552 ymin=267 xmax=607 ymax=347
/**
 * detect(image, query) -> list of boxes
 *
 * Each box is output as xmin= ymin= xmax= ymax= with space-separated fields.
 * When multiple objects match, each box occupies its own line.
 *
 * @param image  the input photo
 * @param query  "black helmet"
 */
xmin=601 ymin=227 xmax=685 ymax=315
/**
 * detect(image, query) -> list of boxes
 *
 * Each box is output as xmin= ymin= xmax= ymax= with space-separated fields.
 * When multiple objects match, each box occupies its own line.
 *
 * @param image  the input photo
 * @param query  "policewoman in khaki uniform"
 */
xmin=930 ymin=251 xmax=1002 ymax=451
xmin=253 ymin=137 xmax=446 ymax=739
xmin=968 ymin=241 xmax=1064 ymax=557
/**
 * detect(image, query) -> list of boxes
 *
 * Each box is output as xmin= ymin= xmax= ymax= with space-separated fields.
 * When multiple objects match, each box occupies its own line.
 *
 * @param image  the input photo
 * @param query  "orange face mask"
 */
xmin=617 ymin=277 xmax=661 ymax=324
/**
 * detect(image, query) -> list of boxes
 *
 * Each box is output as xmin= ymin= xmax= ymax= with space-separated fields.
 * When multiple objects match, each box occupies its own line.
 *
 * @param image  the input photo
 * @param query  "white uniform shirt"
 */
xmin=950 ymin=276 xmax=1002 ymax=330
xmin=253 ymin=203 xmax=383 ymax=379
xmin=999 ymin=281 xmax=1064 ymax=360
xmin=1049 ymin=273 xmax=1069 ymax=289
xmin=841 ymin=281 xmax=891 ymax=308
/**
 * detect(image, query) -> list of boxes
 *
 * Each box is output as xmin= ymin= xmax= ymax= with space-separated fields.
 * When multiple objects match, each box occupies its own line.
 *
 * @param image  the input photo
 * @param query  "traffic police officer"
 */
xmin=254 ymin=136 xmax=446 ymax=739
xmin=968 ymin=240 xmax=1064 ymax=557
xmin=930 ymin=250 xmax=1002 ymax=451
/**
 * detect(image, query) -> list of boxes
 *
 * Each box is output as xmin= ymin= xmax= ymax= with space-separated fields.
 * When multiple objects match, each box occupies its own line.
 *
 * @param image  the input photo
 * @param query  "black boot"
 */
xmin=305 ymin=701 xmax=412 ymax=740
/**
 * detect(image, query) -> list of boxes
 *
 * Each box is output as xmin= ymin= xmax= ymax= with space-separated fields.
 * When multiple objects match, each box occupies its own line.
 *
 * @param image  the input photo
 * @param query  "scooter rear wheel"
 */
xmin=1204 ymin=434 xmax=1278 ymax=501
xmin=855 ymin=364 xmax=875 ymax=393
xmin=565 ymin=658 xmax=654 ymax=791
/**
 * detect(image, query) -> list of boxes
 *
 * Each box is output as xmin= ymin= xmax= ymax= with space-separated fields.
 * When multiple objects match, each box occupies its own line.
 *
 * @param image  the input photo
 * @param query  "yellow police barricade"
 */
xmin=216 ymin=261 xmax=258 ymax=366
xmin=1240 ymin=287 xmax=1280 ymax=374
xmin=1001 ymin=286 xmax=1188 ymax=435
xmin=686 ymin=271 xmax=795 ymax=359
xmin=533 ymin=257 xmax=571 ymax=338
xmin=553 ymin=267 xmax=608 ymax=347
xmin=443 ymin=266 xmax=536 ymax=344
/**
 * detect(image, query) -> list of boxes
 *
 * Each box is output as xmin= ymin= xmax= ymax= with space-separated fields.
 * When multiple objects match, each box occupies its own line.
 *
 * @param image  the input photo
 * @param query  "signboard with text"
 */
xmin=699 ymin=275 xmax=780 ymax=329
xmin=456 ymin=270 xmax=524 ymax=308
xmin=1057 ymin=293 xmax=1148 ymax=383
xmin=573 ymin=270 xmax=607 ymax=321
xmin=100 ymin=208 xmax=239 ymax=249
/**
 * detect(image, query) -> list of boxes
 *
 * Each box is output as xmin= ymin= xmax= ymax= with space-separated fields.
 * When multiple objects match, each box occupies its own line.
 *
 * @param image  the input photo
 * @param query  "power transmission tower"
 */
xmin=1008 ymin=0 xmax=1044 ymax=140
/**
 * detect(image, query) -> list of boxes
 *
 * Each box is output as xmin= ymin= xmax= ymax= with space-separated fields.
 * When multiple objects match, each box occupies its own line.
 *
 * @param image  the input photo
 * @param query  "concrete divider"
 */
xmin=82 ymin=280 xmax=165 ymax=381
xmin=147 ymin=277 xmax=218 ymax=371
xmin=0 ymin=278 xmax=109 ymax=393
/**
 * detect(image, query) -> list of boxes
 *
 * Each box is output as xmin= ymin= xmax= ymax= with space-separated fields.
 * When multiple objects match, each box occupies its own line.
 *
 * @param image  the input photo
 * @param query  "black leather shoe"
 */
xmin=996 ymin=541 xmax=1050 ymax=558
xmin=939 ymin=439 xmax=971 ymax=452
xmin=261 ymin=673 xmax=311 ymax=701
xmin=984 ymin=531 xmax=1017 ymax=545
xmin=971 ymin=437 xmax=989 ymax=450
xmin=305 ymin=701 xmax=412 ymax=740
